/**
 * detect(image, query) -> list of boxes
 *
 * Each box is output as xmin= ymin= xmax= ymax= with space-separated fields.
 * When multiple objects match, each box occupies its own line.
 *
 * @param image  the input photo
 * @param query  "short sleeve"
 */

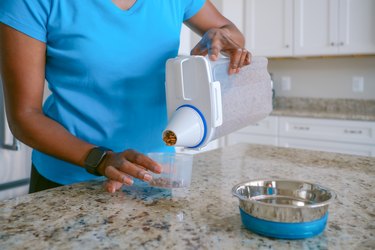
xmin=0 ymin=0 xmax=51 ymax=43
xmin=183 ymin=0 xmax=206 ymax=21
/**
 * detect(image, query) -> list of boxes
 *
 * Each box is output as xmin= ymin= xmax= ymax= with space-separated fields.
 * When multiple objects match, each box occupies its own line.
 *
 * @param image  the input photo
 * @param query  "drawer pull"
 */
xmin=293 ymin=126 xmax=310 ymax=131
xmin=344 ymin=129 xmax=363 ymax=134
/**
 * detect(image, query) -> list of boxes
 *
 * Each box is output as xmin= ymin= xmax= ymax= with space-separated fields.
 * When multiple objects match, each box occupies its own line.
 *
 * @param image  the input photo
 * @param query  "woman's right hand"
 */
xmin=97 ymin=149 xmax=162 ymax=193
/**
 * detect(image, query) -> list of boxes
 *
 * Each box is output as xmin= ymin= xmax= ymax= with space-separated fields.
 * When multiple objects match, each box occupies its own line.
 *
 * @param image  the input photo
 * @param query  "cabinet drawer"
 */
xmin=236 ymin=116 xmax=278 ymax=136
xmin=279 ymin=117 xmax=375 ymax=144
xmin=227 ymin=133 xmax=278 ymax=146
xmin=279 ymin=137 xmax=375 ymax=157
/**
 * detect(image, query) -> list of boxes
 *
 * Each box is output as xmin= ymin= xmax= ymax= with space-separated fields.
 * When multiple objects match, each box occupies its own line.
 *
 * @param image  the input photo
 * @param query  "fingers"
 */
xmin=100 ymin=150 xmax=164 ymax=192
xmin=193 ymin=28 xmax=251 ymax=73
xmin=192 ymin=34 xmax=221 ymax=61
xmin=207 ymin=39 xmax=222 ymax=61
xmin=123 ymin=150 xmax=162 ymax=174
xmin=229 ymin=48 xmax=243 ymax=74
xmin=118 ymin=160 xmax=153 ymax=182
xmin=245 ymin=50 xmax=252 ymax=65
xmin=191 ymin=41 xmax=208 ymax=57
xmin=239 ymin=49 xmax=251 ymax=67
xmin=105 ymin=165 xmax=134 ymax=185
xmin=229 ymin=48 xmax=251 ymax=75
xmin=105 ymin=180 xmax=124 ymax=193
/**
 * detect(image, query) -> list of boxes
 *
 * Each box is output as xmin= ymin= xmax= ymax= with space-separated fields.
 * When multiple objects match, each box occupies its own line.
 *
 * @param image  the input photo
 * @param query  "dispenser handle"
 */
xmin=176 ymin=58 xmax=191 ymax=101
xmin=211 ymin=81 xmax=223 ymax=127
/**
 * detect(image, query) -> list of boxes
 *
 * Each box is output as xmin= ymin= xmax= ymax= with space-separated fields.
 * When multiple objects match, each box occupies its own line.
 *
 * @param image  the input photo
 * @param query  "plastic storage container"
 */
xmin=163 ymin=56 xmax=272 ymax=149
xmin=146 ymin=153 xmax=193 ymax=188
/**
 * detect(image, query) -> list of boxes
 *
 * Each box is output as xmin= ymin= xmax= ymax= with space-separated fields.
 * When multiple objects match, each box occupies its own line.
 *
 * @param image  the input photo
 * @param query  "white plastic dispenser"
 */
xmin=163 ymin=56 xmax=272 ymax=149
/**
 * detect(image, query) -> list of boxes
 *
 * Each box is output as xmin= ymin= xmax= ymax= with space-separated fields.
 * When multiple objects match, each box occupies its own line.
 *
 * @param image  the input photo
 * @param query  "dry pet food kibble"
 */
xmin=163 ymin=130 xmax=177 ymax=146
xmin=149 ymin=177 xmax=182 ymax=188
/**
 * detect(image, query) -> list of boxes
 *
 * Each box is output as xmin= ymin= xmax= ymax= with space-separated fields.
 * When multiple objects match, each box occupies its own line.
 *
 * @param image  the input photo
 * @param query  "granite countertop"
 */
xmin=1 ymin=144 xmax=374 ymax=249
xmin=272 ymin=97 xmax=375 ymax=121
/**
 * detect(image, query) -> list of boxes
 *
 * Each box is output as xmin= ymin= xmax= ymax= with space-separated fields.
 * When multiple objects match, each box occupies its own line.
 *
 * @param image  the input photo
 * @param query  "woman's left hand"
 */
xmin=185 ymin=1 xmax=251 ymax=74
xmin=190 ymin=28 xmax=251 ymax=75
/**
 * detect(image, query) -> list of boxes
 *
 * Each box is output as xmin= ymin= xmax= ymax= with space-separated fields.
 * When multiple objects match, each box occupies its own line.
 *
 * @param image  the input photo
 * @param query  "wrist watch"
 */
xmin=84 ymin=146 xmax=111 ymax=176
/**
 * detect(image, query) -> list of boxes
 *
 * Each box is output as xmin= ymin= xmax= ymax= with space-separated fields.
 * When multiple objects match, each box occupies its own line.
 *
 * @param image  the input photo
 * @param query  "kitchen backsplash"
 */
xmin=268 ymin=57 xmax=375 ymax=100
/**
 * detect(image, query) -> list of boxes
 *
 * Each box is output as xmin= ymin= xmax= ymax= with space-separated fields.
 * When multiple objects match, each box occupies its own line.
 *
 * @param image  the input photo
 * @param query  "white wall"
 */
xmin=268 ymin=57 xmax=375 ymax=100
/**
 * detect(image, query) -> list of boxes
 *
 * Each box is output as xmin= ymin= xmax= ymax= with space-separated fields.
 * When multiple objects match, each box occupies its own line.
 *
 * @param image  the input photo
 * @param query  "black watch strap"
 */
xmin=84 ymin=146 xmax=111 ymax=176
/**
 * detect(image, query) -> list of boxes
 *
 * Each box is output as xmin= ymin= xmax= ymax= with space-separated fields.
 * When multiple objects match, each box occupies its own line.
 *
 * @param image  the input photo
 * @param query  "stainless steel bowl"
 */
xmin=232 ymin=179 xmax=336 ymax=223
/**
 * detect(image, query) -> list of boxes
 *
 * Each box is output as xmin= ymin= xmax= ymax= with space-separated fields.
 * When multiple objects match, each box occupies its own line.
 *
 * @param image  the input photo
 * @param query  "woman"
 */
xmin=0 ymin=0 xmax=250 ymax=193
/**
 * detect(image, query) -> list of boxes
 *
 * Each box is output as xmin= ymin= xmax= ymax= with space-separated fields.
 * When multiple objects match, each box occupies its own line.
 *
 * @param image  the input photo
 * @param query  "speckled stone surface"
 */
xmin=0 ymin=144 xmax=374 ymax=250
xmin=272 ymin=97 xmax=375 ymax=121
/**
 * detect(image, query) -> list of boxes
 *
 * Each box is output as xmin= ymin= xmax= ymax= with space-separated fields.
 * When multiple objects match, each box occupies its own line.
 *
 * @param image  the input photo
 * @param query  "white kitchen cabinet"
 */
xmin=278 ymin=116 xmax=375 ymax=156
xmin=294 ymin=0 xmax=375 ymax=56
xmin=338 ymin=0 xmax=375 ymax=55
xmin=225 ymin=116 xmax=375 ymax=157
xmin=294 ymin=0 xmax=339 ymax=56
xmin=279 ymin=117 xmax=375 ymax=145
xmin=215 ymin=0 xmax=245 ymax=33
xmin=240 ymin=0 xmax=375 ymax=57
xmin=1 ymin=81 xmax=32 ymax=200
xmin=236 ymin=116 xmax=279 ymax=136
xmin=245 ymin=0 xmax=293 ymax=57
xmin=226 ymin=133 xmax=278 ymax=147
xmin=226 ymin=116 xmax=279 ymax=146
xmin=279 ymin=137 xmax=375 ymax=156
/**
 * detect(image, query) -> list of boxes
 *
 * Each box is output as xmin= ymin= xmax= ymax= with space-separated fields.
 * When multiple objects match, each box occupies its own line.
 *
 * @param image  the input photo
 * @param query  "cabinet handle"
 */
xmin=3 ymin=136 xmax=20 ymax=151
xmin=293 ymin=126 xmax=310 ymax=131
xmin=2 ymin=105 xmax=20 ymax=151
xmin=344 ymin=129 xmax=363 ymax=135
xmin=330 ymin=42 xmax=335 ymax=47
xmin=339 ymin=42 xmax=344 ymax=46
xmin=285 ymin=44 xmax=290 ymax=48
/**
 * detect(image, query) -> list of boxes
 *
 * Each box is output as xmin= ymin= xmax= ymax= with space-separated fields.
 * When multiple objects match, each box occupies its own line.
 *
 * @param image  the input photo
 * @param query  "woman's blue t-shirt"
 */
xmin=0 ymin=0 xmax=205 ymax=184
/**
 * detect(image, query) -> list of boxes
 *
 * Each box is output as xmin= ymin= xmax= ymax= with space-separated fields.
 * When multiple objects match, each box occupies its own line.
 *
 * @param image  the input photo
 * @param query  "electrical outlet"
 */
xmin=352 ymin=76 xmax=364 ymax=92
xmin=281 ymin=76 xmax=291 ymax=91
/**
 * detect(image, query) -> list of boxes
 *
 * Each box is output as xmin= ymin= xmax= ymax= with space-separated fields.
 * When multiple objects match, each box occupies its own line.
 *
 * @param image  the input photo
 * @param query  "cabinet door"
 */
xmin=219 ymin=0 xmax=245 ymax=33
xmin=245 ymin=0 xmax=293 ymax=57
xmin=294 ymin=0 xmax=339 ymax=56
xmin=338 ymin=0 xmax=375 ymax=54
